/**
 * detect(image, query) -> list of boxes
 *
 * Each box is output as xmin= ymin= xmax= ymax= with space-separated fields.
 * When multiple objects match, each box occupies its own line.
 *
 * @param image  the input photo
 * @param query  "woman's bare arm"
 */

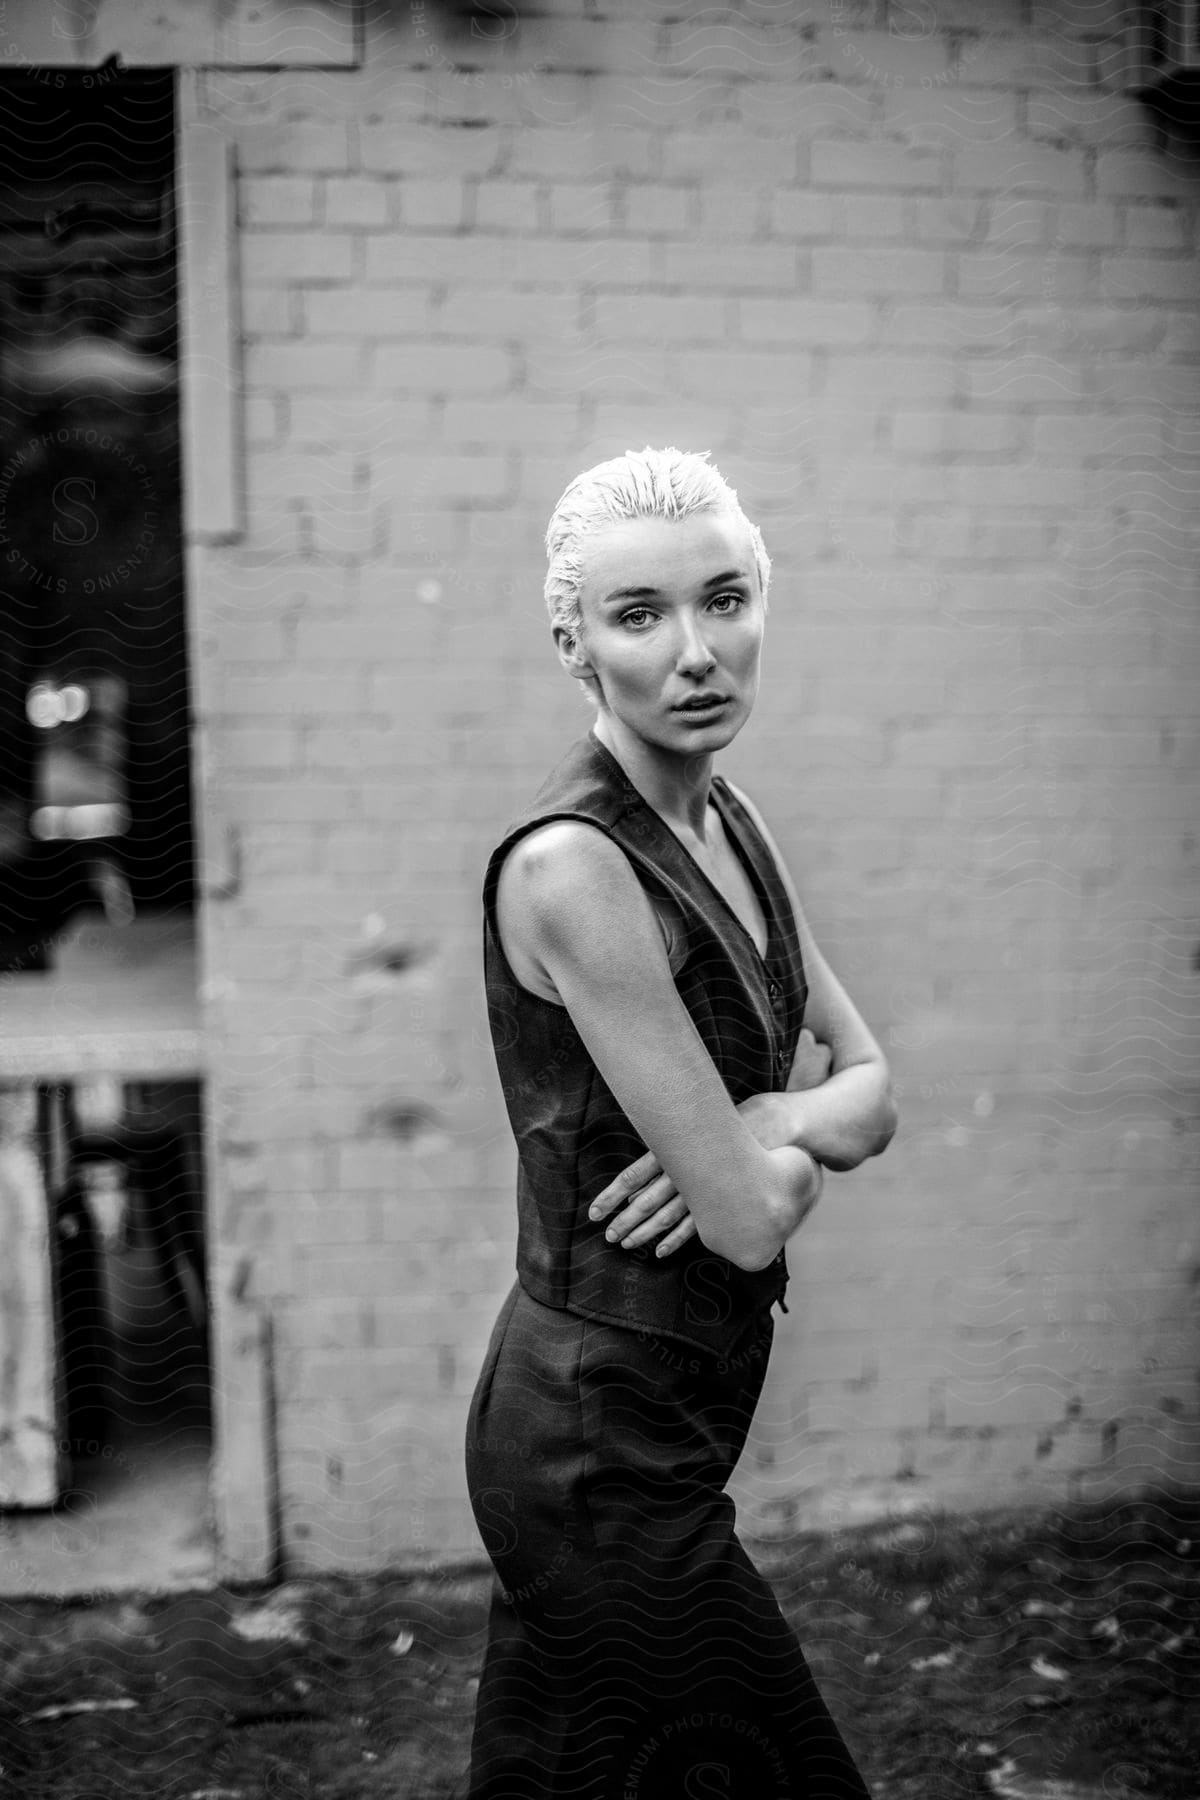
xmin=723 ymin=778 xmax=897 ymax=1172
xmin=591 ymin=786 xmax=898 ymax=1253
xmin=500 ymin=818 xmax=822 ymax=1272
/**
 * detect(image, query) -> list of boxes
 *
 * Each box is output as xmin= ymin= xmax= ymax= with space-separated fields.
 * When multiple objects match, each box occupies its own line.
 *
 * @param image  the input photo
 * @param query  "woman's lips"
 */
xmin=673 ymin=697 xmax=730 ymax=715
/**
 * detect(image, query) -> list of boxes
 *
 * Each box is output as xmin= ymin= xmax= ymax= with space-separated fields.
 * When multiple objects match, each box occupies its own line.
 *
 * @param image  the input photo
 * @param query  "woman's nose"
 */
xmin=676 ymin=619 xmax=716 ymax=673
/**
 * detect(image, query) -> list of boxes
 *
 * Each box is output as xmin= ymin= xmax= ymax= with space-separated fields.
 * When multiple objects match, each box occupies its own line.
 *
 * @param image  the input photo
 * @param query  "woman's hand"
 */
xmin=589 ymin=1029 xmax=834 ymax=1257
xmin=787 ymin=1027 xmax=833 ymax=1091
xmin=588 ymin=1148 xmax=696 ymax=1257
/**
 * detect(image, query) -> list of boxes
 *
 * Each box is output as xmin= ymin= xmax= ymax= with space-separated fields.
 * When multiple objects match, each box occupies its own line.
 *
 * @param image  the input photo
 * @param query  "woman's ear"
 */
xmin=552 ymin=623 xmax=595 ymax=684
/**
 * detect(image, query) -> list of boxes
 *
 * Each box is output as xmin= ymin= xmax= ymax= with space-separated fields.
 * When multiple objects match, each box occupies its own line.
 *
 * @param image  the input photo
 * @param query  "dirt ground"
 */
xmin=0 ymin=1488 xmax=1197 ymax=1799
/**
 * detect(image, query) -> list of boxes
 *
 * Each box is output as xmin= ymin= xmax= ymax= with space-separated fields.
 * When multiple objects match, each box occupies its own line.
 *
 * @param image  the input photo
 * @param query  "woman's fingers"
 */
xmin=787 ymin=1027 xmax=834 ymax=1091
xmin=654 ymin=1212 xmax=699 ymax=1257
xmin=615 ymin=1194 xmax=690 ymax=1250
xmin=588 ymin=1149 xmax=663 ymax=1221
xmin=602 ymin=1172 xmax=679 ymax=1241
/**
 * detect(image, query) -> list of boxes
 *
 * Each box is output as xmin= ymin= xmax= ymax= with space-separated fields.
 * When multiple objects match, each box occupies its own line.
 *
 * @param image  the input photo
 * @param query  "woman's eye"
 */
xmin=710 ymin=592 xmax=745 ymax=612
xmin=620 ymin=608 xmax=654 ymax=628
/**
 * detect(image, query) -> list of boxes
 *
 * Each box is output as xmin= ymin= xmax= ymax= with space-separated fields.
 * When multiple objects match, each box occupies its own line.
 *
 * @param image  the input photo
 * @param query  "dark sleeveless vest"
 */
xmin=481 ymin=728 xmax=808 ymax=1358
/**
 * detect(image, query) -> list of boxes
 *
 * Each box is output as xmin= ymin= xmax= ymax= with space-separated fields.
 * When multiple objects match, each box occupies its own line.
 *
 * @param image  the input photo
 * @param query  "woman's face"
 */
xmin=560 ymin=509 xmax=765 ymax=753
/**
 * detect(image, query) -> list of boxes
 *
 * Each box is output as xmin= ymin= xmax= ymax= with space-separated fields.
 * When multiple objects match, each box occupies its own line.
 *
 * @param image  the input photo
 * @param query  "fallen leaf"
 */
xmin=21 ymin=1698 xmax=139 ymax=1723
xmin=231 ymin=1604 xmax=307 ymax=1643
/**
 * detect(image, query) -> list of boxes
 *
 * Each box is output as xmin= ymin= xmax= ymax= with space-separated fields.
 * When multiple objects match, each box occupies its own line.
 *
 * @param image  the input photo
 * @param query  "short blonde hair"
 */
xmin=544 ymin=445 xmax=771 ymax=637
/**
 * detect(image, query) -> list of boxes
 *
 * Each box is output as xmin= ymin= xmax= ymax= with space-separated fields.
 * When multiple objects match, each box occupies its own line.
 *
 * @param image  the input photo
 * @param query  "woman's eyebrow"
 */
xmin=601 ymin=570 xmax=751 ymax=605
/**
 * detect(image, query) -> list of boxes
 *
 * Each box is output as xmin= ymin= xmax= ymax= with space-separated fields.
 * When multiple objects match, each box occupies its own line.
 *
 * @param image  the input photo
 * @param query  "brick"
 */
xmin=399 ymin=177 xmax=468 ymax=230
xmin=1099 ymin=255 xmax=1200 ymax=304
xmin=303 ymin=286 xmax=432 ymax=336
xmin=371 ymin=344 xmax=513 ymax=392
xmin=241 ymin=177 xmax=318 ymax=226
xmin=224 ymin=672 xmax=364 ymax=716
xmin=370 ymin=451 xmax=510 ymax=504
xmin=524 ymin=343 xmax=670 ymax=395
xmin=951 ymin=33 xmax=1093 ymax=89
xmin=1036 ymin=0 xmax=1137 ymax=41
xmin=956 ymin=251 xmax=1093 ymax=300
xmin=810 ymin=139 xmax=944 ymax=191
xmin=1090 ymin=361 xmax=1200 ymax=408
xmin=986 ymin=198 xmax=1055 ymax=247
xmin=246 ymin=450 xmax=356 ymax=501
xmin=473 ymin=181 xmax=540 ymax=233
xmin=245 ymin=393 xmax=283 ymax=447
xmin=620 ymin=184 xmax=695 ymax=236
xmin=245 ymin=343 xmax=360 ymax=390
xmin=238 ymin=122 xmax=352 ymax=173
xmin=304 ymin=722 xmax=398 ymax=772
xmin=824 ymin=356 xmax=956 ymax=402
xmin=954 ymin=142 xmax=1088 ymax=194
xmin=241 ymin=287 xmax=300 ymax=335
xmin=843 ymin=194 xmax=908 ymax=240
xmin=365 ymin=232 xmax=652 ymax=288
xmin=823 ymin=458 xmax=963 ymax=509
xmin=1053 ymin=201 xmax=1121 ymax=248
xmin=1016 ymin=305 xmax=1170 ymax=356
xmin=882 ymin=87 xmax=1019 ymax=143
xmin=674 ymin=349 xmax=815 ymax=401
xmin=769 ymin=190 xmax=840 ymax=239
xmin=241 ymin=233 xmax=355 ymax=285
xmin=515 ymin=14 xmax=654 ymax=74
xmin=437 ymin=286 xmax=580 ymax=338
xmin=360 ymin=123 xmax=504 ymax=177
xmin=700 ymin=184 xmax=770 ymax=240
xmin=738 ymin=298 xmax=874 ymax=345
xmin=738 ymin=81 xmax=877 ymax=139
xmin=322 ymin=177 xmax=390 ymax=228
xmin=441 ymin=397 xmax=580 ymax=447
xmin=308 ymin=492 xmax=373 ymax=559
xmin=815 ymin=27 xmax=951 ymax=88
xmin=1122 ymin=204 xmax=1189 ymax=251
xmin=1026 ymin=89 xmax=1154 ymax=149
xmin=912 ymin=197 xmax=985 ymax=243
xmin=507 ymin=127 xmax=657 ymax=180
xmin=951 ymin=464 xmax=1087 ymax=510
xmin=425 ymin=68 xmax=526 ymax=129
xmin=288 ymin=394 xmax=432 ymax=447
xmin=659 ymin=19 xmax=814 ymax=81
xmin=1096 ymin=150 xmax=1200 ymax=202
xmin=593 ymin=293 xmax=728 ymax=343
xmin=813 ymin=246 xmax=946 ymax=295
xmin=1031 ymin=413 xmax=1167 ymax=460
xmin=963 ymin=356 xmax=1087 ymax=404
xmin=891 ymin=411 xmax=1025 ymax=457
xmin=547 ymin=181 xmax=617 ymax=233
xmin=218 ymin=726 xmax=302 ymax=771
xmin=661 ymin=132 xmax=800 ymax=182
xmin=657 ymin=241 xmax=799 ymax=289
xmin=590 ymin=401 xmax=744 ymax=452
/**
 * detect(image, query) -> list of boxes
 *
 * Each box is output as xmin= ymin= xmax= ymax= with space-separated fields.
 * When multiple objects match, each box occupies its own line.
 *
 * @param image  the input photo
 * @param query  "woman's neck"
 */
xmin=591 ymin=712 xmax=715 ymax=843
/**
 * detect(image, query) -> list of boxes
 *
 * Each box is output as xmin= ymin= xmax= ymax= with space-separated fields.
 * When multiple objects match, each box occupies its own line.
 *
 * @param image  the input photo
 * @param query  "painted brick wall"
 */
xmin=188 ymin=0 xmax=1200 ymax=1574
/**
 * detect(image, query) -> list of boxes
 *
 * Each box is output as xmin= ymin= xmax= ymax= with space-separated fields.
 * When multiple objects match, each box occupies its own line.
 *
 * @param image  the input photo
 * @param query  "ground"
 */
xmin=0 ymin=1490 xmax=1197 ymax=1799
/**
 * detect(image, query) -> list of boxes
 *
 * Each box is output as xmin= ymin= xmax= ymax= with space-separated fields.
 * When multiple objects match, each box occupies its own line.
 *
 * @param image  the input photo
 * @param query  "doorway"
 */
xmin=0 ymin=65 xmax=212 ymax=1589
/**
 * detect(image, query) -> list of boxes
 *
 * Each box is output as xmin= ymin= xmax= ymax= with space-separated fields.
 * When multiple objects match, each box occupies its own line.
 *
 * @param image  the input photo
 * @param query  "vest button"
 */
xmin=768 ymin=979 xmax=782 ymax=1003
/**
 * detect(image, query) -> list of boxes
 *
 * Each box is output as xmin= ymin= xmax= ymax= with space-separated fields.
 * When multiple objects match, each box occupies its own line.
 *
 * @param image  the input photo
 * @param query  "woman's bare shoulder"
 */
xmin=498 ymin=819 xmax=683 ymax=978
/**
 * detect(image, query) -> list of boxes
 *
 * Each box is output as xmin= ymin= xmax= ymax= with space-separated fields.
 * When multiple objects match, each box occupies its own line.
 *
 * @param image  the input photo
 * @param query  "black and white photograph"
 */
xmin=1 ymin=3 xmax=1198 ymax=1796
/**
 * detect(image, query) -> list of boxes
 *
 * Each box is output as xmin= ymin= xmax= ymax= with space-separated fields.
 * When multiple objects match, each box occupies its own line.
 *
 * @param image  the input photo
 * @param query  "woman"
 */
xmin=466 ymin=447 xmax=896 ymax=1799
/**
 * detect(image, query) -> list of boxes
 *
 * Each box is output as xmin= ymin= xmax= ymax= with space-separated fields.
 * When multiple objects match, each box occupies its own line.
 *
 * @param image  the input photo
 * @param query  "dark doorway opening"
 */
xmin=0 ymin=66 xmax=211 ymax=1577
xmin=0 ymin=65 xmax=194 ymax=969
